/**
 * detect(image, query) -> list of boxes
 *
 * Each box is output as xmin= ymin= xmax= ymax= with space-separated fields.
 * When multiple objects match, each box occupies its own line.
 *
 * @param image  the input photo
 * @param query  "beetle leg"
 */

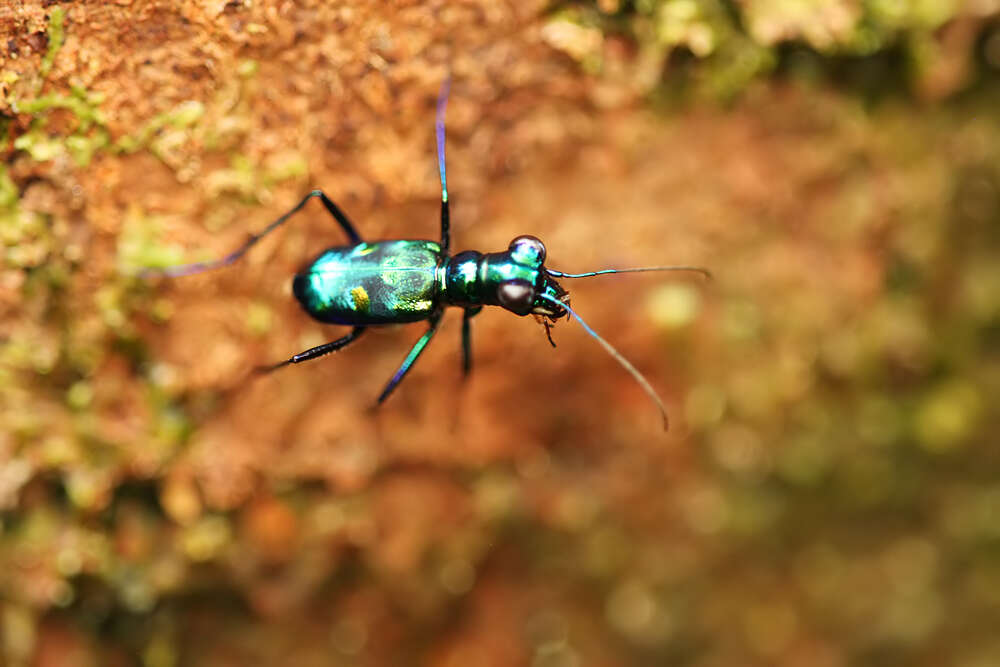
xmin=376 ymin=310 xmax=444 ymax=404
xmin=311 ymin=189 xmax=363 ymax=245
xmin=436 ymin=77 xmax=451 ymax=252
xmin=256 ymin=326 xmax=365 ymax=373
xmin=461 ymin=306 xmax=482 ymax=376
xmin=141 ymin=189 xmax=362 ymax=278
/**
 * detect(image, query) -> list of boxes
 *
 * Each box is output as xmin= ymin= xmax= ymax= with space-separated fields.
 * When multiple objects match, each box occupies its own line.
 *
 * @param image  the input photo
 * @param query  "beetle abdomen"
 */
xmin=293 ymin=240 xmax=443 ymax=325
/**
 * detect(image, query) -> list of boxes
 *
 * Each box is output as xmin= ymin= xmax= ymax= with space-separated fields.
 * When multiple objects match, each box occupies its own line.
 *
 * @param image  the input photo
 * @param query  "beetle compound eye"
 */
xmin=508 ymin=235 xmax=546 ymax=266
xmin=497 ymin=279 xmax=536 ymax=314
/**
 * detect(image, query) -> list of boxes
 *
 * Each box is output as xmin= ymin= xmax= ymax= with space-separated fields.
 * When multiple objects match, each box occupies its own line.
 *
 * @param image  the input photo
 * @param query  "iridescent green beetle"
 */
xmin=147 ymin=80 xmax=708 ymax=428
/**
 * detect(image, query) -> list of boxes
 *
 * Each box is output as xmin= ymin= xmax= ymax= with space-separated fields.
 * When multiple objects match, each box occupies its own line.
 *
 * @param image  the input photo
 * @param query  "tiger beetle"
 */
xmin=145 ymin=80 xmax=709 ymax=429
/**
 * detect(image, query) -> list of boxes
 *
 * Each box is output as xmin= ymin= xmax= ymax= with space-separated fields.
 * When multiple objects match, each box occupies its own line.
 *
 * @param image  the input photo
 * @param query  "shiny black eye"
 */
xmin=497 ymin=279 xmax=536 ymax=315
xmin=508 ymin=235 xmax=546 ymax=267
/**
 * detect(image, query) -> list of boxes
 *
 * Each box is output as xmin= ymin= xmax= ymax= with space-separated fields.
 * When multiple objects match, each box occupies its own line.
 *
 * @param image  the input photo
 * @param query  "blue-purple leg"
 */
xmin=376 ymin=310 xmax=444 ymax=404
xmin=436 ymin=77 xmax=451 ymax=252
xmin=257 ymin=326 xmax=365 ymax=373
xmin=461 ymin=306 xmax=481 ymax=376
xmin=142 ymin=189 xmax=362 ymax=278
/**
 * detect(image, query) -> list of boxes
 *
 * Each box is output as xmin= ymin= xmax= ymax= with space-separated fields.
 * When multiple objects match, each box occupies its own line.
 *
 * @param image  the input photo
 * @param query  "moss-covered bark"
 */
xmin=2 ymin=2 xmax=1000 ymax=666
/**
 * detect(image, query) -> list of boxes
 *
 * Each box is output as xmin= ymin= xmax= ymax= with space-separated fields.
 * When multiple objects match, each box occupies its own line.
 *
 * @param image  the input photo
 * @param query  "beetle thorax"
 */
xmin=441 ymin=236 xmax=567 ymax=320
xmin=443 ymin=247 xmax=547 ymax=309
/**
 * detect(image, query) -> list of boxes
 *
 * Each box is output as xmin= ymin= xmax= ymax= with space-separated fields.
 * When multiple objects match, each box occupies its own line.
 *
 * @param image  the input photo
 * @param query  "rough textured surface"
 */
xmin=2 ymin=2 xmax=1000 ymax=666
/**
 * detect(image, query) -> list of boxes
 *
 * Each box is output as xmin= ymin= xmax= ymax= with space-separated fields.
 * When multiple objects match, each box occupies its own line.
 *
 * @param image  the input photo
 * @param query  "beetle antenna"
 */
xmin=538 ymin=294 xmax=669 ymax=430
xmin=547 ymin=266 xmax=711 ymax=280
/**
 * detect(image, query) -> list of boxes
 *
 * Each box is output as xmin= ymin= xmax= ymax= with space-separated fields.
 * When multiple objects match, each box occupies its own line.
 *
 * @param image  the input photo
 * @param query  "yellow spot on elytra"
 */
xmin=350 ymin=286 xmax=370 ymax=312
xmin=357 ymin=245 xmax=376 ymax=256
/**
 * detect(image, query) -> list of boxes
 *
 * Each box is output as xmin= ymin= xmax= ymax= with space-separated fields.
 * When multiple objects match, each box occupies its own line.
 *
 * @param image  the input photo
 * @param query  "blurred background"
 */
xmin=2 ymin=1 xmax=999 ymax=665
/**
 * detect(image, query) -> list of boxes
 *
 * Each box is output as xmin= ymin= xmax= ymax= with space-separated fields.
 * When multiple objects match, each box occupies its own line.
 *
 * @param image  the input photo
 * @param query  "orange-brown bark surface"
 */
xmin=3 ymin=2 xmax=1000 ymax=666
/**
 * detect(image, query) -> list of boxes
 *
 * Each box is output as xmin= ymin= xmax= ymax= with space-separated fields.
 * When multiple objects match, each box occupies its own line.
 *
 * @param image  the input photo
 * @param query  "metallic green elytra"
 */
xmin=294 ymin=240 xmax=442 ymax=324
xmin=144 ymin=79 xmax=709 ymax=428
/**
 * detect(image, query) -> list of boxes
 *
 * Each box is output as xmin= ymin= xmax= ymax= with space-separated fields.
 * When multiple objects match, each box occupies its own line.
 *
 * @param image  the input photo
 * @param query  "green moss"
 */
xmin=914 ymin=380 xmax=984 ymax=452
xmin=10 ymin=88 xmax=111 ymax=167
xmin=115 ymin=101 xmax=205 ymax=154
xmin=0 ymin=166 xmax=18 ymax=211
xmin=38 ymin=7 xmax=66 ymax=85
xmin=246 ymin=302 xmax=274 ymax=337
xmin=143 ymin=634 xmax=179 ymax=667
xmin=203 ymin=154 xmax=258 ymax=199
xmin=180 ymin=516 xmax=232 ymax=561
xmin=1 ymin=166 xmax=48 ymax=270
xmin=66 ymin=381 xmax=94 ymax=410
xmin=116 ymin=209 xmax=187 ymax=276
xmin=263 ymin=153 xmax=308 ymax=184
xmin=237 ymin=59 xmax=260 ymax=78
xmin=550 ymin=0 xmax=995 ymax=98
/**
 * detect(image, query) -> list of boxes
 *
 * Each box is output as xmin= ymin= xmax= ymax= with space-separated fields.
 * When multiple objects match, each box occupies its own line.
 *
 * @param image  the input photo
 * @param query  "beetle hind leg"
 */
xmin=256 ymin=326 xmax=365 ymax=374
